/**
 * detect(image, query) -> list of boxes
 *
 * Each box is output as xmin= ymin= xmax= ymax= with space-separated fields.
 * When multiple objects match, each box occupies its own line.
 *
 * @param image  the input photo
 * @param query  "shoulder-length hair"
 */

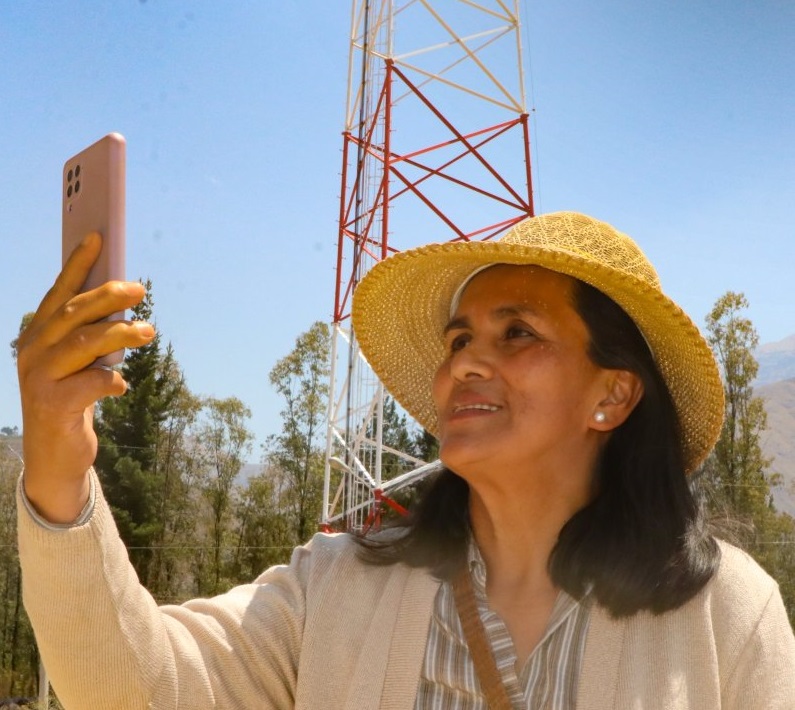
xmin=356 ymin=279 xmax=720 ymax=617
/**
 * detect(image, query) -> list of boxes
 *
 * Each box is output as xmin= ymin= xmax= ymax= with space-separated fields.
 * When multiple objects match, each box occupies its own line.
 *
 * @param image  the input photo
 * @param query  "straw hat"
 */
xmin=351 ymin=211 xmax=724 ymax=473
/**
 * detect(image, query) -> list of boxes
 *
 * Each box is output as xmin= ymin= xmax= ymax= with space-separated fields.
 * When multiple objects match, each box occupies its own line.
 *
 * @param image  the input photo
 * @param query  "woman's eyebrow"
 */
xmin=443 ymin=315 xmax=470 ymax=335
xmin=443 ymin=305 xmax=540 ymax=335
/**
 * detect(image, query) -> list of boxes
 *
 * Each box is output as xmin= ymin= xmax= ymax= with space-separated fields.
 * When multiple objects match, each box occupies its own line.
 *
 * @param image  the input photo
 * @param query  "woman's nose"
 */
xmin=449 ymin=341 xmax=494 ymax=382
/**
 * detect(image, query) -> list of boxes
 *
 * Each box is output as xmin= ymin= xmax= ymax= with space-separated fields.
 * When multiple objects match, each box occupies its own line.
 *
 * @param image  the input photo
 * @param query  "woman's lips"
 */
xmin=453 ymin=403 xmax=500 ymax=413
xmin=447 ymin=402 xmax=502 ymax=420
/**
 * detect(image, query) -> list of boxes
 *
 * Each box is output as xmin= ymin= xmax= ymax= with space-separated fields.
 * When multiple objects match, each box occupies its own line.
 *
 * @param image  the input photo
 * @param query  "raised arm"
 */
xmin=16 ymin=235 xmax=304 ymax=708
xmin=16 ymin=231 xmax=154 ymax=523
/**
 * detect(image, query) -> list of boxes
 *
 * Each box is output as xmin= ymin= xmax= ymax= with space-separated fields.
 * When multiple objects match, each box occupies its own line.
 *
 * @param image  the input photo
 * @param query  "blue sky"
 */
xmin=2 ymin=1 xmax=794 ymax=455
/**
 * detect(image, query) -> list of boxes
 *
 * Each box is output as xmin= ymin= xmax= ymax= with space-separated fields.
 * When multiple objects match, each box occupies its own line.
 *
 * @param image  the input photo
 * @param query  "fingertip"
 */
xmin=106 ymin=372 xmax=129 ymax=398
xmin=96 ymin=367 xmax=128 ymax=397
xmin=120 ymin=281 xmax=146 ymax=298
xmin=134 ymin=322 xmax=155 ymax=339
xmin=82 ymin=231 xmax=101 ymax=248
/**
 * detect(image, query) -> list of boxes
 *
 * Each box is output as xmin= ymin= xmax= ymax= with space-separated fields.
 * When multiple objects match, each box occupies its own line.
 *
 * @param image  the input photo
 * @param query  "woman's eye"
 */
xmin=506 ymin=325 xmax=535 ymax=339
xmin=449 ymin=333 xmax=470 ymax=352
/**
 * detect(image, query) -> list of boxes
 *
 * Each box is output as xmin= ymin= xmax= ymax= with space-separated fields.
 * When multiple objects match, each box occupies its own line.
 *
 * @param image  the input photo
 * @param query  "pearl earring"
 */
xmin=594 ymin=411 xmax=606 ymax=423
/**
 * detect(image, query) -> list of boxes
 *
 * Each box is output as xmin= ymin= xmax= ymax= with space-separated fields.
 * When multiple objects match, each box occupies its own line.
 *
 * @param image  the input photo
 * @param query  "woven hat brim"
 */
xmin=351 ymin=240 xmax=724 ymax=473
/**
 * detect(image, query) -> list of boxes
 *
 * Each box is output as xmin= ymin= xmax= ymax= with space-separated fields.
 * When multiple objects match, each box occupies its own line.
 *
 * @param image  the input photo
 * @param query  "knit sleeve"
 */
xmin=17 ymin=469 xmax=306 ymax=710
xmin=721 ymin=581 xmax=795 ymax=709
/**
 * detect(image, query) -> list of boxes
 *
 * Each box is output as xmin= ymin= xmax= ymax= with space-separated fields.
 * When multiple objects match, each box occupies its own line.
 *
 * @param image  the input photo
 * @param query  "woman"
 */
xmin=17 ymin=213 xmax=795 ymax=709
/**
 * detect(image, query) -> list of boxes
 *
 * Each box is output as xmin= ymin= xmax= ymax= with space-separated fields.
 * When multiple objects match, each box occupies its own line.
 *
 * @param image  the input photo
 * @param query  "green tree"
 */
xmin=4 ymin=316 xmax=39 ymax=694
xmin=9 ymin=312 xmax=34 ymax=363
xmin=701 ymin=292 xmax=772 ymax=517
xmin=146 ymin=358 xmax=204 ymax=602
xmin=377 ymin=395 xmax=424 ymax=479
xmin=361 ymin=395 xmax=435 ymax=519
xmin=414 ymin=428 xmax=439 ymax=463
xmin=230 ymin=463 xmax=294 ymax=580
xmin=94 ymin=280 xmax=187 ymax=587
xmin=0 ymin=425 xmax=38 ymax=695
xmin=194 ymin=396 xmax=253 ymax=595
xmin=699 ymin=291 xmax=795 ymax=624
xmin=266 ymin=322 xmax=330 ymax=543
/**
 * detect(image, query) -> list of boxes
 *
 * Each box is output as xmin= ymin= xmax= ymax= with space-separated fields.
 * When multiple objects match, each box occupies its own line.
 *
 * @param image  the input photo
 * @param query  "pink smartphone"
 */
xmin=62 ymin=133 xmax=126 ymax=367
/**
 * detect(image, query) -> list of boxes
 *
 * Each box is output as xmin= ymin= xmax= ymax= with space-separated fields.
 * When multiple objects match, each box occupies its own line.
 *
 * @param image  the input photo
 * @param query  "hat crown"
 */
xmin=501 ymin=212 xmax=661 ymax=289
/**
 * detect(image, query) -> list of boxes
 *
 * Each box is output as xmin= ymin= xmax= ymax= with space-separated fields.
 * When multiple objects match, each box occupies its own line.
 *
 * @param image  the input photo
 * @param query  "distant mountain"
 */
xmin=756 ymin=334 xmax=795 ymax=517
xmin=756 ymin=334 xmax=795 ymax=385
xmin=758 ymin=380 xmax=795 ymax=517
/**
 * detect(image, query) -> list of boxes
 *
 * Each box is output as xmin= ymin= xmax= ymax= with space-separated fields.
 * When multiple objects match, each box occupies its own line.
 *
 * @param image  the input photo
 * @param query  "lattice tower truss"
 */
xmin=323 ymin=0 xmax=534 ymax=531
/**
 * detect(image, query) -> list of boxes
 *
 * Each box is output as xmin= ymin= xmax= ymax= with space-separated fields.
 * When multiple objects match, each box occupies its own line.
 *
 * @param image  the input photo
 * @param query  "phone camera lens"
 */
xmin=67 ymin=169 xmax=73 ymax=182
xmin=75 ymin=164 xmax=81 ymax=178
xmin=74 ymin=180 xmax=81 ymax=194
xmin=67 ymin=185 xmax=73 ymax=198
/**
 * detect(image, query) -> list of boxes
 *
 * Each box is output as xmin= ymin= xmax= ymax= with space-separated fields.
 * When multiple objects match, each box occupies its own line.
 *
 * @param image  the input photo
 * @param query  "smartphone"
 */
xmin=62 ymin=133 xmax=126 ymax=367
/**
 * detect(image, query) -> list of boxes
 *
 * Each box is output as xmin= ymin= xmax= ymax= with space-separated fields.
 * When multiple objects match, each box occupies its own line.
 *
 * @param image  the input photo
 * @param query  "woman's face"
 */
xmin=432 ymin=264 xmax=614 ymax=486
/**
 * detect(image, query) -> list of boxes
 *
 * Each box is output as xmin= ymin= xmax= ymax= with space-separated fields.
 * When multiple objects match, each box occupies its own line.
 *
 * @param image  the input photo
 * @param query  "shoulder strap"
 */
xmin=452 ymin=567 xmax=514 ymax=710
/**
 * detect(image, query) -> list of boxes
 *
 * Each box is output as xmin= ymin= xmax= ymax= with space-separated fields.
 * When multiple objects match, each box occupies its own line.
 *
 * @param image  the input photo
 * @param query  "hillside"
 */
xmin=757 ymin=334 xmax=795 ymax=385
xmin=756 ymin=334 xmax=795 ymax=517
xmin=759 ymin=379 xmax=795 ymax=517
xmin=1 ymin=434 xmax=22 ymax=462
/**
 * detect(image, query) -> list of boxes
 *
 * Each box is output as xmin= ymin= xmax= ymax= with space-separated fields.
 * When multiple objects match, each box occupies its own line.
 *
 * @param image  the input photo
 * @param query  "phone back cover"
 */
xmin=62 ymin=133 xmax=126 ymax=292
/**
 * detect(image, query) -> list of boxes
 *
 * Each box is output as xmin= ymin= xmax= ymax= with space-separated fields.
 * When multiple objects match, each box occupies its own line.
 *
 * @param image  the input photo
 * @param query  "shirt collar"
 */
xmin=465 ymin=536 xmax=591 ymax=638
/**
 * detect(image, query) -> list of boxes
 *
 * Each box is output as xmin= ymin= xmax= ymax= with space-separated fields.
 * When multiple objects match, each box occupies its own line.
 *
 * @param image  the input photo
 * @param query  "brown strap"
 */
xmin=452 ymin=567 xmax=514 ymax=710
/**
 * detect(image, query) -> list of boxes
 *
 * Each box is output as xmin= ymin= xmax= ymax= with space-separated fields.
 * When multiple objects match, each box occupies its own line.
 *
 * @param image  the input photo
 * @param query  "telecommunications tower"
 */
xmin=323 ymin=0 xmax=534 ymax=531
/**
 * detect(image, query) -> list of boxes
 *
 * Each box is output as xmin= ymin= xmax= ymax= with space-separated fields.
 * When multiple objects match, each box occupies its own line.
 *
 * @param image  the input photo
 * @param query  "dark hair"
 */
xmin=357 ymin=279 xmax=719 ymax=616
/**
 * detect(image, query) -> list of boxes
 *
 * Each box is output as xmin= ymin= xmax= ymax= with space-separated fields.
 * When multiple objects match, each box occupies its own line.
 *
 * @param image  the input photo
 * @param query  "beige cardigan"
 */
xmin=18 ymin=474 xmax=795 ymax=709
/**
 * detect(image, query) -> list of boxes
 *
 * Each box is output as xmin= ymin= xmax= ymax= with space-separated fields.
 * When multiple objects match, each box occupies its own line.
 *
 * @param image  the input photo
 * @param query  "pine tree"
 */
xmin=9 ymin=312 xmax=34 ymax=363
xmin=372 ymin=395 xmax=423 ymax=480
xmin=94 ymin=280 xmax=185 ymax=587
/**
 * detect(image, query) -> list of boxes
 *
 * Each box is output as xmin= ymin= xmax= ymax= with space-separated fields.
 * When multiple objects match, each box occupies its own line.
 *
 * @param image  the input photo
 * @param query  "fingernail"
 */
xmin=122 ymin=282 xmax=143 ymax=296
xmin=135 ymin=322 xmax=155 ymax=338
xmin=82 ymin=232 xmax=100 ymax=247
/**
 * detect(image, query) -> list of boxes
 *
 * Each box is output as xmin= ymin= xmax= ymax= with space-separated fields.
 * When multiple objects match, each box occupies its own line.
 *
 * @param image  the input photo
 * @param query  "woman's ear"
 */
xmin=590 ymin=370 xmax=644 ymax=432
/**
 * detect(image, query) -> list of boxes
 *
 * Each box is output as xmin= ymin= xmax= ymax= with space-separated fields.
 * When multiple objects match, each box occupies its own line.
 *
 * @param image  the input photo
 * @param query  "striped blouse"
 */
xmin=414 ymin=544 xmax=591 ymax=709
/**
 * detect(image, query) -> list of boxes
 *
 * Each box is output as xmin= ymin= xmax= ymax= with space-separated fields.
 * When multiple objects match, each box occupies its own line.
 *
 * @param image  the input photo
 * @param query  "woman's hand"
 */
xmin=17 ymin=232 xmax=156 ymax=523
